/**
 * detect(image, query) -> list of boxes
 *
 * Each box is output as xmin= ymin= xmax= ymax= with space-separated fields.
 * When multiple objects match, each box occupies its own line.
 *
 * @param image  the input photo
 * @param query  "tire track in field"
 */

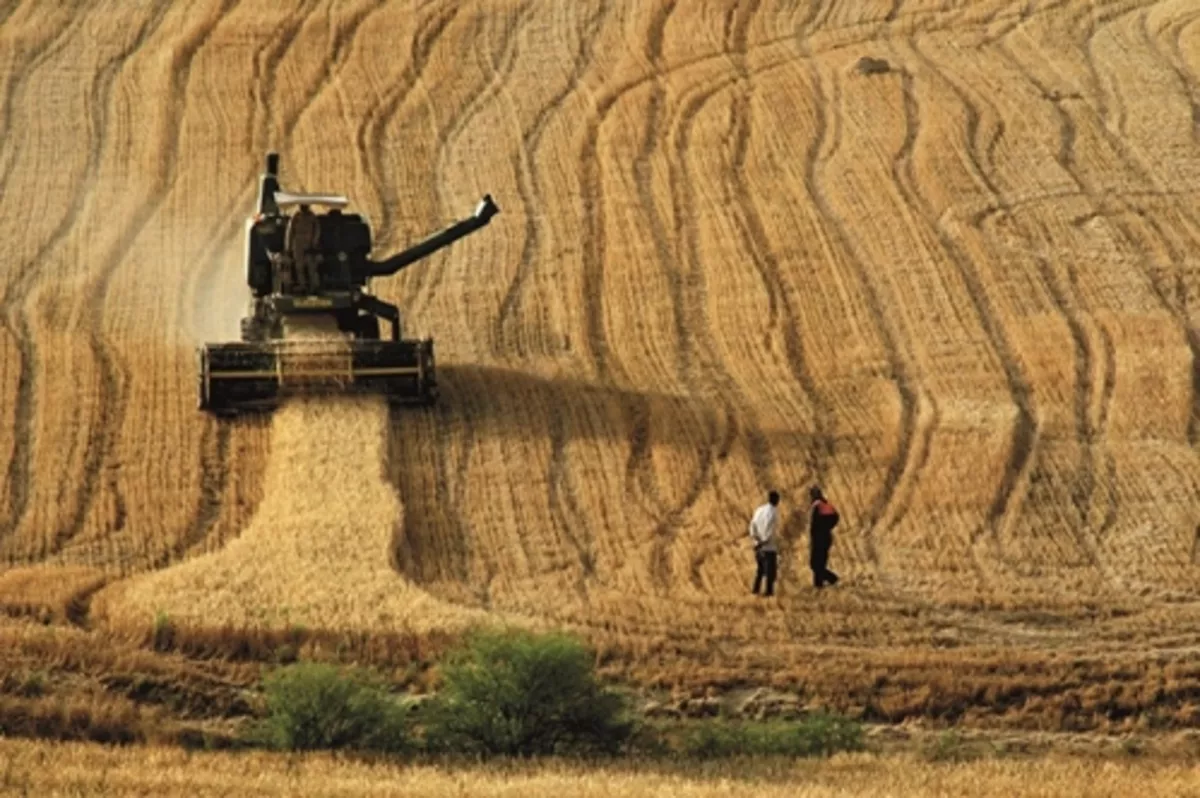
xmin=62 ymin=0 xmax=239 ymax=556
xmin=0 ymin=0 xmax=34 ymax=166
xmin=245 ymin=0 xmax=318 ymax=154
xmin=683 ymin=2 xmax=776 ymax=590
xmin=494 ymin=2 xmax=609 ymax=356
xmin=1001 ymin=2 xmax=1200 ymax=452
xmin=176 ymin=0 xmax=389 ymax=562
xmin=653 ymin=3 xmax=876 ymax=590
xmin=354 ymin=0 xmax=459 ymax=241
xmin=349 ymin=1 xmax=474 ymax=592
xmin=1147 ymin=4 xmax=1200 ymax=142
xmin=418 ymin=2 xmax=532 ymax=318
xmin=678 ymin=3 xmax=830 ymax=590
xmin=892 ymin=41 xmax=1046 ymax=573
xmin=575 ymin=21 xmax=806 ymax=387
xmin=797 ymin=59 xmax=924 ymax=571
xmin=573 ymin=9 xmax=670 ymax=559
xmin=0 ymin=6 xmax=86 ymax=198
xmin=626 ymin=0 xmax=698 ymax=593
xmin=4 ymin=5 xmax=173 ymax=558
xmin=573 ymin=1 xmax=990 ymax=380
xmin=919 ymin=33 xmax=1120 ymax=571
xmin=587 ymin=9 xmax=781 ymax=581
xmin=547 ymin=395 xmax=595 ymax=599
xmin=623 ymin=1 xmax=744 ymax=593
xmin=514 ymin=6 xmax=611 ymax=594
xmin=393 ymin=6 xmax=535 ymax=591
xmin=993 ymin=1 xmax=1199 ymax=576
xmin=0 ymin=7 xmax=93 ymax=548
xmin=721 ymin=3 xmax=828 ymax=482
xmin=793 ymin=1 xmax=921 ymax=574
xmin=575 ymin=2 xmax=1042 ymax=576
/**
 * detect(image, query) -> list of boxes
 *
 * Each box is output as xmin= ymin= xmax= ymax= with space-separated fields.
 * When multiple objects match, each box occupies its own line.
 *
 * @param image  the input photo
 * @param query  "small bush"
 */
xmin=254 ymin=662 xmax=408 ymax=752
xmin=422 ymin=628 xmax=632 ymax=757
xmin=151 ymin=611 xmax=175 ymax=652
xmin=681 ymin=713 xmax=864 ymax=758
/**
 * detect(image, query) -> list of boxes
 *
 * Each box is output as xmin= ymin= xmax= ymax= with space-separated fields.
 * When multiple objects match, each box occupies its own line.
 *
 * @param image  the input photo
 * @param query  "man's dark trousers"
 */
xmin=753 ymin=549 xmax=778 ymax=596
xmin=810 ymin=532 xmax=839 ymax=587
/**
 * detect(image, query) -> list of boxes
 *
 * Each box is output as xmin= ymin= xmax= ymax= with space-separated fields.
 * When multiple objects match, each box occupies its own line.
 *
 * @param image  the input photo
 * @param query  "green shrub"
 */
xmin=681 ymin=713 xmax=864 ymax=758
xmin=422 ymin=628 xmax=632 ymax=757
xmin=151 ymin=611 xmax=175 ymax=652
xmin=254 ymin=662 xmax=408 ymax=752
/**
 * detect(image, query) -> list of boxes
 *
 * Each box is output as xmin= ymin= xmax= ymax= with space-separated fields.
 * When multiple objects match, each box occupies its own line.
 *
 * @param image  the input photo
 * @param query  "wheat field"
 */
xmin=2 ymin=0 xmax=1200 ymax=724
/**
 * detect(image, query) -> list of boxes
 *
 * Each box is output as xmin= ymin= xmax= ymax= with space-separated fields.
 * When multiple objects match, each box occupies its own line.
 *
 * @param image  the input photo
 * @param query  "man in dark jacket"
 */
xmin=809 ymin=486 xmax=840 ymax=588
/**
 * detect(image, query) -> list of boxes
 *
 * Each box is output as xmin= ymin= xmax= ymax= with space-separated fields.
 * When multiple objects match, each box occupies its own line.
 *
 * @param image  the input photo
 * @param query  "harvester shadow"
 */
xmin=386 ymin=364 xmax=724 ymax=601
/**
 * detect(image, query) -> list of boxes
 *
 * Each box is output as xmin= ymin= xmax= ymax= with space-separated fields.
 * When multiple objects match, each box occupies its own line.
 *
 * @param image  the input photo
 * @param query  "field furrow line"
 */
xmin=246 ymin=0 xmax=318 ymax=153
xmin=719 ymin=48 xmax=829 ymax=484
xmin=494 ymin=2 xmax=609 ymax=356
xmin=573 ymin=2 xmax=985 ymax=387
xmin=546 ymin=398 xmax=595 ymax=599
xmin=1058 ymin=4 xmax=1200 ymax=451
xmin=575 ymin=20 xmax=811 ymax=387
xmin=0 ymin=7 xmax=86 ymax=205
xmin=984 ymin=1 xmax=1199 ymax=581
xmin=895 ymin=42 xmax=1043 ymax=568
xmin=354 ymin=1 xmax=459 ymax=250
xmin=6 ymin=4 xmax=174 ymax=560
xmin=798 ymin=59 xmax=921 ymax=567
xmin=628 ymin=3 xmax=796 ymax=596
xmin=910 ymin=35 xmax=1111 ymax=574
xmin=675 ymin=2 xmax=852 ymax=590
xmin=0 ymin=8 xmax=93 ymax=550
xmin=795 ymin=8 xmax=931 ymax=569
xmin=680 ymin=1 xmax=786 ymax=591
xmin=418 ymin=2 xmax=534 ymax=318
xmin=63 ymin=0 xmax=239 ymax=560
xmin=633 ymin=0 xmax=688 ymax=593
xmin=0 ymin=1 xmax=40 ymax=184
xmin=1161 ymin=6 xmax=1200 ymax=140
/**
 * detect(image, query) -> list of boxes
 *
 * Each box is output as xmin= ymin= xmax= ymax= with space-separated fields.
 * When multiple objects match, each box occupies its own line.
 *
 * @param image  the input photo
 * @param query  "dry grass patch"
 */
xmin=0 ymin=566 xmax=105 ymax=625
xmin=1 ymin=739 xmax=1200 ymax=797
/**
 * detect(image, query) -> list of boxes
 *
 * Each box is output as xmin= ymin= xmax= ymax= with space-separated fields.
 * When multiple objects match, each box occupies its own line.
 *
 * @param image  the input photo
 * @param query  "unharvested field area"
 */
xmin=2 ymin=738 xmax=1200 ymax=797
xmin=2 ymin=0 xmax=1200 ymax=728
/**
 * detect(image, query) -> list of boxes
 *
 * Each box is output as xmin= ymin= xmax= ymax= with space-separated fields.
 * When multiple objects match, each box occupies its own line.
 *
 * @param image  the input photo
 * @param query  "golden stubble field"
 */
xmin=3 ymin=738 xmax=1200 ymax=798
xmin=2 ymin=0 xmax=1200 ymax=729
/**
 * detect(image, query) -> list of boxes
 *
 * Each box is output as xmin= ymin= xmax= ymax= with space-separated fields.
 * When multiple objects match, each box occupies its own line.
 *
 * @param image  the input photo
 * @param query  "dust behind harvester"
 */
xmin=197 ymin=153 xmax=498 ymax=414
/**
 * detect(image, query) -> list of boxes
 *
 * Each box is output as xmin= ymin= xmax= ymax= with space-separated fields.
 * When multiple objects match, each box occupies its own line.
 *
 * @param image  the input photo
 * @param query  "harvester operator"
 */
xmin=286 ymin=203 xmax=321 ymax=293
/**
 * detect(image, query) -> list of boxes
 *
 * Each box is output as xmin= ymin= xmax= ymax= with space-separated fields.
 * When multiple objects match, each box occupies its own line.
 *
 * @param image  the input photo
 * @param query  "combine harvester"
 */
xmin=198 ymin=153 xmax=498 ymax=414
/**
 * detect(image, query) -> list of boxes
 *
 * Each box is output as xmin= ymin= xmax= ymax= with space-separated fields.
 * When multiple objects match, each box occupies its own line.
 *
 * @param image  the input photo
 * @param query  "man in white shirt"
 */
xmin=749 ymin=490 xmax=781 ymax=596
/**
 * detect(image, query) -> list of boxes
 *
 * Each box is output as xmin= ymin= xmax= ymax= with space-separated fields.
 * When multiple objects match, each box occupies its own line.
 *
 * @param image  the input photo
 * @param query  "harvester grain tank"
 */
xmin=197 ymin=152 xmax=498 ymax=414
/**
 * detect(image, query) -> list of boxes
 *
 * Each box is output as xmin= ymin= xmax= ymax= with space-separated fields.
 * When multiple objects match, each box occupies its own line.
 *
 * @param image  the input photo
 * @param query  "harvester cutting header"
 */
xmin=198 ymin=152 xmax=498 ymax=414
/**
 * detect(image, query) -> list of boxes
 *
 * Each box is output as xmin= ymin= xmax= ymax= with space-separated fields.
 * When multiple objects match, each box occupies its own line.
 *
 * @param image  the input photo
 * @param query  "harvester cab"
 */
xmin=197 ymin=152 xmax=499 ymax=414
